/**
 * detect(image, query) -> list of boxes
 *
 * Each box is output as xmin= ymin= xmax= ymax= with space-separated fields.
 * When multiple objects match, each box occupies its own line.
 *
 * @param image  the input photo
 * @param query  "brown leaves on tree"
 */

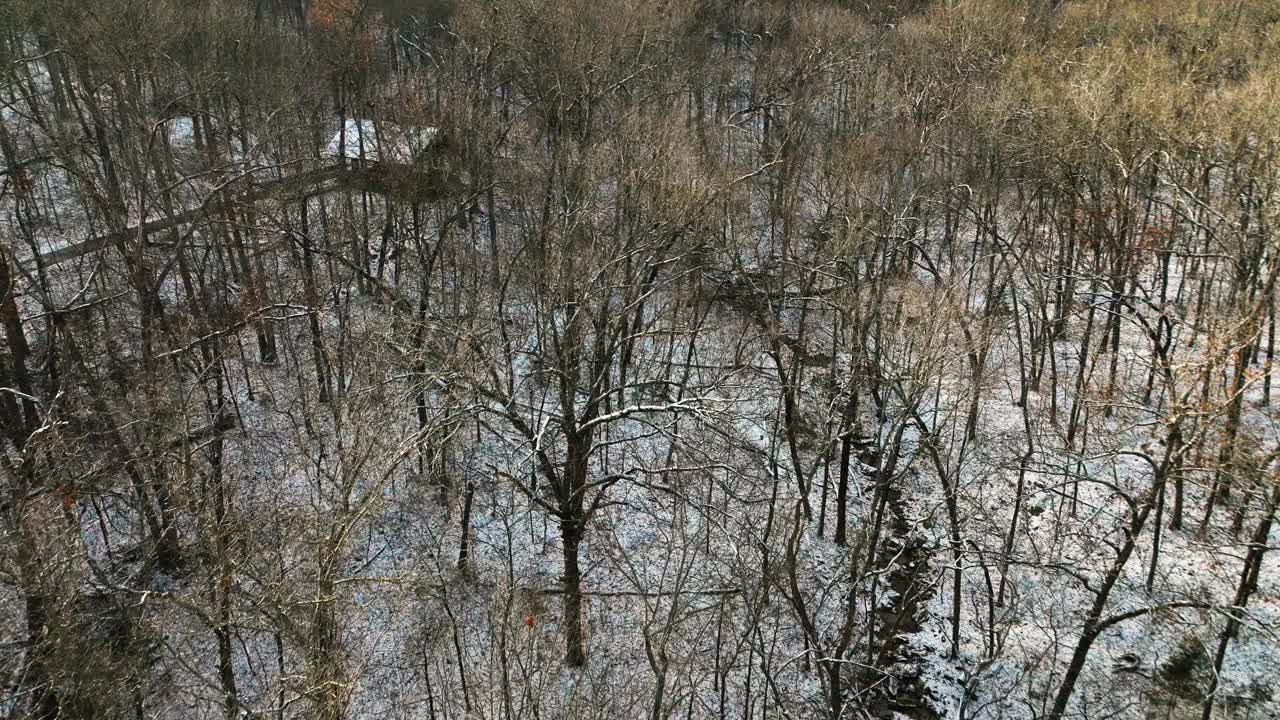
xmin=308 ymin=0 xmax=381 ymax=74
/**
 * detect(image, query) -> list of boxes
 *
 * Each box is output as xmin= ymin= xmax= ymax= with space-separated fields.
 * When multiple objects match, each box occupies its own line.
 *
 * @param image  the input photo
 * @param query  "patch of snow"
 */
xmin=325 ymin=119 xmax=439 ymax=163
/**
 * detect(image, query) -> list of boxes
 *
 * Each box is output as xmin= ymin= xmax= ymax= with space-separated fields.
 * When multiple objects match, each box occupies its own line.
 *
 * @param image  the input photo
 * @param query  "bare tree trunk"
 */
xmin=1200 ymin=336 xmax=1253 ymax=535
xmin=834 ymin=389 xmax=857 ymax=547
xmin=1048 ymin=437 xmax=1180 ymax=720
xmin=1200 ymin=483 xmax=1280 ymax=720
xmin=457 ymin=481 xmax=475 ymax=573
xmin=300 ymin=198 xmax=332 ymax=403
xmin=559 ymin=515 xmax=586 ymax=666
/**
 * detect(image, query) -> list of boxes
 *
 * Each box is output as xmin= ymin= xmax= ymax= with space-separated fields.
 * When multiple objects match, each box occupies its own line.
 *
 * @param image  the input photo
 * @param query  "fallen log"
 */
xmin=38 ymin=161 xmax=464 ymax=267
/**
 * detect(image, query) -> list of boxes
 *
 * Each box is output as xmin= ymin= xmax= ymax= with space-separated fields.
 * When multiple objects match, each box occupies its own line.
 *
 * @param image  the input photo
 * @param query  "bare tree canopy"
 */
xmin=0 ymin=1 xmax=1278 ymax=719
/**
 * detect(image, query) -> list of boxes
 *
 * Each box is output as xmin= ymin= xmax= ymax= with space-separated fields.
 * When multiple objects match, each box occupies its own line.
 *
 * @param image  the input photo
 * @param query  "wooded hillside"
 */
xmin=1 ymin=1 xmax=1279 ymax=718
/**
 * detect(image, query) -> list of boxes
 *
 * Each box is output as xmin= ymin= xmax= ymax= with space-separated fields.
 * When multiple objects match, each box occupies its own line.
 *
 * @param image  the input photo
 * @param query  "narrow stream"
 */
xmin=866 ymin=472 xmax=940 ymax=720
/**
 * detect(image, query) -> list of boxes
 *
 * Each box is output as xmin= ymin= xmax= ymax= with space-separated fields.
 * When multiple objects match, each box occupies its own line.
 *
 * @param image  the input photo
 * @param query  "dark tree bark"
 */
xmin=1200 ymin=483 xmax=1280 ymax=720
